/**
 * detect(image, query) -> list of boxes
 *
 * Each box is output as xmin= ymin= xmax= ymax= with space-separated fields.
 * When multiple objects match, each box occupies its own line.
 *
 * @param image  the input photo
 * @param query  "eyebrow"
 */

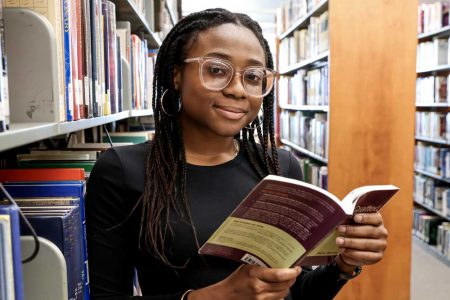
xmin=204 ymin=52 xmax=265 ymax=66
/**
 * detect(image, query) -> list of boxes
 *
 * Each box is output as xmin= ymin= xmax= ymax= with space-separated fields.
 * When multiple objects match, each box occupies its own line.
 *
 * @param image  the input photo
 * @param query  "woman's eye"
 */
xmin=207 ymin=64 xmax=229 ymax=76
xmin=245 ymin=71 xmax=263 ymax=82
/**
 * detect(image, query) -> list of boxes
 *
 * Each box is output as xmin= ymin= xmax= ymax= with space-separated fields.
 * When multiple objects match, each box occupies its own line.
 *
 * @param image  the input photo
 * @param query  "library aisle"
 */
xmin=411 ymin=240 xmax=450 ymax=300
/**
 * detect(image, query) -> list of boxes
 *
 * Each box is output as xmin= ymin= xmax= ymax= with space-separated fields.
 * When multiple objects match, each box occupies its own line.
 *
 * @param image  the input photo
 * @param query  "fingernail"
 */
xmin=355 ymin=215 xmax=363 ymax=223
xmin=336 ymin=237 xmax=345 ymax=245
xmin=338 ymin=226 xmax=346 ymax=233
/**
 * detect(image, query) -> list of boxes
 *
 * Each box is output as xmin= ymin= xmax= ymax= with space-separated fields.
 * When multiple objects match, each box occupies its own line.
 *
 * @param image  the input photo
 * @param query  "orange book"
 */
xmin=0 ymin=169 xmax=85 ymax=182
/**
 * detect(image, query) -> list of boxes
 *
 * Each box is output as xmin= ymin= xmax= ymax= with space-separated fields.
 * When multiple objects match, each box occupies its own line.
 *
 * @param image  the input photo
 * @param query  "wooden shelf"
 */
xmin=0 ymin=110 xmax=153 ymax=152
xmin=279 ymin=0 xmax=329 ymax=40
xmin=418 ymin=25 xmax=450 ymax=41
xmin=280 ymin=51 xmax=329 ymax=75
xmin=413 ymin=236 xmax=450 ymax=268
xmin=279 ymin=104 xmax=329 ymax=112
xmin=414 ymin=198 xmax=450 ymax=222
xmin=280 ymin=138 xmax=328 ymax=163
xmin=417 ymin=64 xmax=450 ymax=74
xmin=415 ymin=136 xmax=450 ymax=145
xmin=110 ymin=0 xmax=162 ymax=48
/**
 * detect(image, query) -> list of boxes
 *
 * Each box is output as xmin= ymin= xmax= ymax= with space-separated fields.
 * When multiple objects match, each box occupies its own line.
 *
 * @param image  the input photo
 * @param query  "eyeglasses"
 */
xmin=184 ymin=57 xmax=278 ymax=97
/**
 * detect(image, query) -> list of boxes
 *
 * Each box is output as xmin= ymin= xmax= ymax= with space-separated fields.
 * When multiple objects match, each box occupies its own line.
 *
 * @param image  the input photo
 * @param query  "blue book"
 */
xmin=4 ymin=181 xmax=89 ymax=299
xmin=20 ymin=205 xmax=83 ymax=300
xmin=62 ymin=0 xmax=73 ymax=121
xmin=0 ymin=200 xmax=24 ymax=300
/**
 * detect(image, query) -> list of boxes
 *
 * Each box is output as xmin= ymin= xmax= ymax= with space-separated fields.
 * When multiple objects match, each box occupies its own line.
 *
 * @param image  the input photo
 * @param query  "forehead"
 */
xmin=187 ymin=23 xmax=266 ymax=65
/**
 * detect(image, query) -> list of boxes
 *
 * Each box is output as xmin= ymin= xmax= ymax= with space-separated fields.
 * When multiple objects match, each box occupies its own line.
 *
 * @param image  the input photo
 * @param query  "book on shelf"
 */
xmin=0 ymin=0 xmax=9 ymax=132
xmin=199 ymin=175 xmax=399 ymax=267
xmin=3 ymin=181 xmax=89 ymax=299
xmin=0 ymin=198 xmax=24 ymax=300
xmin=19 ymin=200 xmax=84 ymax=300
xmin=0 ymin=168 xmax=85 ymax=182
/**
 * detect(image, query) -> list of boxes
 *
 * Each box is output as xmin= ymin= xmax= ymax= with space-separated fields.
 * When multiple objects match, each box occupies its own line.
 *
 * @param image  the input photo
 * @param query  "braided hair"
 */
xmin=139 ymin=8 xmax=281 ymax=267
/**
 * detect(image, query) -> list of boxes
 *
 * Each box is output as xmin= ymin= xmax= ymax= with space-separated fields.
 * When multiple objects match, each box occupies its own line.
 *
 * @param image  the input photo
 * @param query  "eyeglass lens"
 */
xmin=201 ymin=59 xmax=274 ymax=97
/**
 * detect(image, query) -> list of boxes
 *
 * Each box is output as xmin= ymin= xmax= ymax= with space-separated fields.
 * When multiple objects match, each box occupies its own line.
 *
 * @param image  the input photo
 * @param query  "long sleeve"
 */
xmin=86 ymin=148 xmax=189 ymax=300
xmin=290 ymin=266 xmax=347 ymax=300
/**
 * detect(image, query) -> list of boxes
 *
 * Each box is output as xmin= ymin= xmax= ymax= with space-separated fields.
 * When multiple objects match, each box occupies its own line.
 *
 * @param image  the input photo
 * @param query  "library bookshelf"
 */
xmin=414 ymin=0 xmax=450 ymax=270
xmin=276 ymin=0 xmax=417 ymax=299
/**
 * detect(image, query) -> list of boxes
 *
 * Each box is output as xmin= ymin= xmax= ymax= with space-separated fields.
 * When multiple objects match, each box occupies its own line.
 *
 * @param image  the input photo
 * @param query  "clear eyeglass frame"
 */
xmin=183 ymin=56 xmax=278 ymax=97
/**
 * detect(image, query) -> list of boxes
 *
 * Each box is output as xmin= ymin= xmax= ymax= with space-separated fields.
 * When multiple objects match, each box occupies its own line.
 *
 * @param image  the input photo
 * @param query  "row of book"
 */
xmin=276 ymin=0 xmax=324 ymax=36
xmin=415 ymin=142 xmax=450 ymax=177
xmin=0 ymin=126 xmax=154 ymax=299
xmin=0 ymin=0 xmax=159 ymax=131
xmin=278 ymin=10 xmax=328 ymax=71
xmin=0 ymin=170 xmax=88 ymax=300
xmin=417 ymin=38 xmax=450 ymax=70
xmin=418 ymin=1 xmax=449 ymax=35
xmin=416 ymin=75 xmax=448 ymax=104
xmin=278 ymin=64 xmax=329 ymax=107
xmin=414 ymin=174 xmax=450 ymax=218
xmin=280 ymin=111 xmax=327 ymax=158
xmin=414 ymin=142 xmax=450 ymax=178
xmin=415 ymin=111 xmax=450 ymax=141
xmin=413 ymin=208 xmax=450 ymax=262
xmin=296 ymin=156 xmax=328 ymax=189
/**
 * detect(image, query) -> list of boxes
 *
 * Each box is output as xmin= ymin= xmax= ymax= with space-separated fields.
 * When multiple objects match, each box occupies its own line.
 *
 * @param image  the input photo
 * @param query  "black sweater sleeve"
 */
xmin=86 ymin=149 xmax=185 ymax=300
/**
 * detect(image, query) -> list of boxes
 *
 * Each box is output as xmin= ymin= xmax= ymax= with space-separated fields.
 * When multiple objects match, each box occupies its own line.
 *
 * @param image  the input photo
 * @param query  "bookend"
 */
xmin=4 ymin=8 xmax=60 ymax=123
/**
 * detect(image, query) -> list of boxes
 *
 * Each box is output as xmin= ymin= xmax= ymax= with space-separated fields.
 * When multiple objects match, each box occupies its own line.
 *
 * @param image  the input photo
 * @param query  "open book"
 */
xmin=199 ymin=175 xmax=399 ymax=267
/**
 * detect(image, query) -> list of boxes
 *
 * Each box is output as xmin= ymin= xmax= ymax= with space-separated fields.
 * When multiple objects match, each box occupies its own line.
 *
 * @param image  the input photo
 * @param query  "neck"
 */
xmin=182 ymin=133 xmax=239 ymax=166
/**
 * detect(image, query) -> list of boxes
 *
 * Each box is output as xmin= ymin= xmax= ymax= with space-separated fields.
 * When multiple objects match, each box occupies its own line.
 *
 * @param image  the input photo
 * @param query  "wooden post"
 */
xmin=328 ymin=0 xmax=417 ymax=299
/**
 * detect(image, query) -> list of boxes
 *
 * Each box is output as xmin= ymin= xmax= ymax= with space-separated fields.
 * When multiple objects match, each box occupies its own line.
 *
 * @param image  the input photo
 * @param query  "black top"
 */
xmin=86 ymin=142 xmax=346 ymax=300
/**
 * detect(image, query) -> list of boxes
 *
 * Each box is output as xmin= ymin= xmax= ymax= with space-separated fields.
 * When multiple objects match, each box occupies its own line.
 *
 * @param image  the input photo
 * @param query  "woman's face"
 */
xmin=176 ymin=23 xmax=266 ymax=138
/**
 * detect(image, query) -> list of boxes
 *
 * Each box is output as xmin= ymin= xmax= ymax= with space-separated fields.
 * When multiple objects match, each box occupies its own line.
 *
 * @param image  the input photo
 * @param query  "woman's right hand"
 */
xmin=188 ymin=264 xmax=301 ymax=300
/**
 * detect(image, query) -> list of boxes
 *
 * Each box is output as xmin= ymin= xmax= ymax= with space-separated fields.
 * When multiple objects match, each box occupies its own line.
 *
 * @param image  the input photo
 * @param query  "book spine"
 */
xmin=101 ymin=0 xmax=110 ymax=115
xmin=76 ymin=0 xmax=85 ymax=119
xmin=70 ymin=0 xmax=81 ymax=120
xmin=83 ymin=0 xmax=93 ymax=118
xmin=0 ymin=206 xmax=24 ymax=300
xmin=0 ymin=0 xmax=9 ymax=131
xmin=0 ymin=214 xmax=15 ymax=299
xmin=63 ymin=0 xmax=74 ymax=121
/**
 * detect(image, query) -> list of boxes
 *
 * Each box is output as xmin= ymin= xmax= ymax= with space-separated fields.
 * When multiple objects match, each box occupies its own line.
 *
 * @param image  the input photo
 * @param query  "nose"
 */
xmin=222 ymin=72 xmax=247 ymax=99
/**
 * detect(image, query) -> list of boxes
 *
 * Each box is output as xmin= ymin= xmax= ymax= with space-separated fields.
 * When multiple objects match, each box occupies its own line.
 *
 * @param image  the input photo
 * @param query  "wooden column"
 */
xmin=328 ymin=0 xmax=417 ymax=299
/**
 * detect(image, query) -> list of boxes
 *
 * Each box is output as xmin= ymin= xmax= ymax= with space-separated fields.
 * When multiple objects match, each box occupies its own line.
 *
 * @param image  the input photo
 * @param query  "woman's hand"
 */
xmin=188 ymin=264 xmax=301 ymax=300
xmin=335 ymin=212 xmax=388 ymax=270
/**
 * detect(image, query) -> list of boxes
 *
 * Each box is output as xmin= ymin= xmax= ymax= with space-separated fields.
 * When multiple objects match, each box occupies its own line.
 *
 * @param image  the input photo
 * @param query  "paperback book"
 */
xmin=199 ymin=175 xmax=399 ymax=267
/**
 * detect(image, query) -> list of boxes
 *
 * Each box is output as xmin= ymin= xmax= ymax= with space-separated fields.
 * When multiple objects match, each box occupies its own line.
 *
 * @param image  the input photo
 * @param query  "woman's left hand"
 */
xmin=336 ymin=212 xmax=388 ymax=267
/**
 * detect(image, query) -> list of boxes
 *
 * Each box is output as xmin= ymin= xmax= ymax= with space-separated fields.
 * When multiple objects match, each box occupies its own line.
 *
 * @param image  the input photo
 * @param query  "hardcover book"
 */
xmin=199 ymin=175 xmax=399 ymax=267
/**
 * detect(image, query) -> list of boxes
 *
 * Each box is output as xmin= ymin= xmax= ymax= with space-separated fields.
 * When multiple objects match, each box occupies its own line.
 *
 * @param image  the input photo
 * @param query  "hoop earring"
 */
xmin=245 ymin=108 xmax=264 ymax=130
xmin=160 ymin=89 xmax=181 ymax=116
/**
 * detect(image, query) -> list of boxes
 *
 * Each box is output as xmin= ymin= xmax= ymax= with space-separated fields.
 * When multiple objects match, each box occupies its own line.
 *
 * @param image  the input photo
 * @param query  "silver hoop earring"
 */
xmin=160 ymin=89 xmax=181 ymax=116
xmin=245 ymin=109 xmax=264 ymax=130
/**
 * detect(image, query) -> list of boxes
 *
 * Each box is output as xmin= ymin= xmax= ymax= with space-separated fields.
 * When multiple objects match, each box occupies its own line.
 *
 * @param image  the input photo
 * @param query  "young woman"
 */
xmin=86 ymin=8 xmax=388 ymax=300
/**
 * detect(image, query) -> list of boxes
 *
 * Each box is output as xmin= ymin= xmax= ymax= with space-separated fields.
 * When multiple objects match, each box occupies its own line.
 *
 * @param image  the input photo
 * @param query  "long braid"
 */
xmin=139 ymin=8 xmax=282 ymax=267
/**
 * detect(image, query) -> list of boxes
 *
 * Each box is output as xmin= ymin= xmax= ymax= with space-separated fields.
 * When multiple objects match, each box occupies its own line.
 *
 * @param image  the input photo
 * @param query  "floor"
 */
xmin=410 ymin=238 xmax=450 ymax=300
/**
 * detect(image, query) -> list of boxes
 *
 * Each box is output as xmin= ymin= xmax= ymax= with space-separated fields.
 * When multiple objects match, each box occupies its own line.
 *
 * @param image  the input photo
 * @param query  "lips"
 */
xmin=214 ymin=105 xmax=247 ymax=120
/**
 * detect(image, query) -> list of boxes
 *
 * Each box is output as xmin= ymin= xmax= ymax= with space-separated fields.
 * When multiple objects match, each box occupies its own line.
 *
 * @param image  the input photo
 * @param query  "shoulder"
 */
xmin=90 ymin=142 xmax=151 ymax=192
xmin=276 ymin=148 xmax=303 ymax=181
